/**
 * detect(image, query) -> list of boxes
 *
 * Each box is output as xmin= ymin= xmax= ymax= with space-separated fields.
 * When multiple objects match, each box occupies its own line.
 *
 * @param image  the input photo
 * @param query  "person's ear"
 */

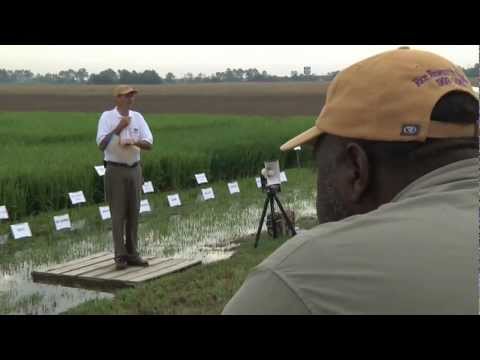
xmin=344 ymin=142 xmax=370 ymax=203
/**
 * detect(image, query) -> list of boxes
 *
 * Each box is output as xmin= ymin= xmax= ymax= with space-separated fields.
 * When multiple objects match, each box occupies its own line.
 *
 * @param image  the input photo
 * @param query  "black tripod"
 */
xmin=254 ymin=185 xmax=297 ymax=248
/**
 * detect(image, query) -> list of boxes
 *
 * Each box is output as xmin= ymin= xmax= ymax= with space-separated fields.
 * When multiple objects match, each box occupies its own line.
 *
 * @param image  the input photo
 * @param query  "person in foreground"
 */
xmin=96 ymin=85 xmax=153 ymax=270
xmin=223 ymin=48 xmax=479 ymax=315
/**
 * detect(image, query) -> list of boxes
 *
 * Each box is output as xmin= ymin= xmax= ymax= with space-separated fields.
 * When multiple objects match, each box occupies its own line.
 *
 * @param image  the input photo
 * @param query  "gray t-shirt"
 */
xmin=223 ymin=159 xmax=478 ymax=315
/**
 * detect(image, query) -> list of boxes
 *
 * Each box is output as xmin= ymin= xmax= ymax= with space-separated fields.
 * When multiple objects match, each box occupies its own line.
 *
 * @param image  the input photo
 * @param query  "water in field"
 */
xmin=0 ymin=180 xmax=316 ymax=315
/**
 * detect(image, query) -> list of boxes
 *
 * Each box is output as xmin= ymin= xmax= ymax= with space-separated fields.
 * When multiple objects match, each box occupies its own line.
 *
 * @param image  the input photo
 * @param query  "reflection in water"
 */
xmin=0 ymin=189 xmax=316 ymax=314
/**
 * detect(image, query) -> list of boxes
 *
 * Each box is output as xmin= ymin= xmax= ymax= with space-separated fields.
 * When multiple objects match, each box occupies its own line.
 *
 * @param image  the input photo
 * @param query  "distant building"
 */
xmin=304 ymin=67 xmax=311 ymax=76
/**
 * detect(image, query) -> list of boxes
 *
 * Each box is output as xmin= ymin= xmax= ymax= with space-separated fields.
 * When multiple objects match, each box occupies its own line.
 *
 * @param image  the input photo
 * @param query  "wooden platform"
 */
xmin=31 ymin=252 xmax=201 ymax=292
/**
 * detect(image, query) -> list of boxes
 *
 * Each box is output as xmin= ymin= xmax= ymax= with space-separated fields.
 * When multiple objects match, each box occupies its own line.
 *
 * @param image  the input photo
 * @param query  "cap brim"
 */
xmin=280 ymin=126 xmax=324 ymax=151
xmin=117 ymin=89 xmax=138 ymax=96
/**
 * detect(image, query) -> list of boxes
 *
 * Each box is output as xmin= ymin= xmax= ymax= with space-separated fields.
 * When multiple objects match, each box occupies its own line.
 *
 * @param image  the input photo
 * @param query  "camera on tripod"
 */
xmin=254 ymin=160 xmax=296 ymax=248
xmin=260 ymin=160 xmax=281 ymax=194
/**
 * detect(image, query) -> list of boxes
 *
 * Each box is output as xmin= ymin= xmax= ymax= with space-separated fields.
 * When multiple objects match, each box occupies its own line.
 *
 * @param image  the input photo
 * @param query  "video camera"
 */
xmin=260 ymin=160 xmax=281 ymax=194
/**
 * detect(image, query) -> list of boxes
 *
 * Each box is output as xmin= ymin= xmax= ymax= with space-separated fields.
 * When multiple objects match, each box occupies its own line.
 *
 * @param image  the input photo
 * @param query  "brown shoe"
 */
xmin=126 ymin=254 xmax=149 ymax=267
xmin=115 ymin=256 xmax=128 ymax=270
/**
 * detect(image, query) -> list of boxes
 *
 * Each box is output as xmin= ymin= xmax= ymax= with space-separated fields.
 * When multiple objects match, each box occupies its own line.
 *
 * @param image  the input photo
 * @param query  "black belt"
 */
xmin=105 ymin=161 xmax=139 ymax=168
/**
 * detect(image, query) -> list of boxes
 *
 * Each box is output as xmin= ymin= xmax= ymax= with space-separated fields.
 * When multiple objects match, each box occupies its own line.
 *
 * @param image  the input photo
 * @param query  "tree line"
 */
xmin=0 ymin=64 xmax=477 ymax=85
xmin=0 ymin=68 xmax=341 ymax=84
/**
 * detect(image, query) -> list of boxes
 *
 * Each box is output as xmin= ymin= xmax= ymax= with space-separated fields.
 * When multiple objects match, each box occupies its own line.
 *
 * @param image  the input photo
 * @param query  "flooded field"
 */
xmin=0 ymin=170 xmax=317 ymax=314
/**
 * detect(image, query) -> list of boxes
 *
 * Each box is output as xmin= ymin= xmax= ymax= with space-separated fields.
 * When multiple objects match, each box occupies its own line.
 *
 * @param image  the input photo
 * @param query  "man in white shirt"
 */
xmin=96 ymin=85 xmax=153 ymax=270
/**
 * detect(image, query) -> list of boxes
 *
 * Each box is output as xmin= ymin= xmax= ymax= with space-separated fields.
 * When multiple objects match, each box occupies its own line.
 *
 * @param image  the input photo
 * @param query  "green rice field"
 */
xmin=0 ymin=112 xmax=315 ymax=220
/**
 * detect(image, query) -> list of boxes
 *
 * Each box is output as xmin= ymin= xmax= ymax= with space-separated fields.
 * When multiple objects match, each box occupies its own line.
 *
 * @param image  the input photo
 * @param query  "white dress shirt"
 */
xmin=96 ymin=107 xmax=153 ymax=165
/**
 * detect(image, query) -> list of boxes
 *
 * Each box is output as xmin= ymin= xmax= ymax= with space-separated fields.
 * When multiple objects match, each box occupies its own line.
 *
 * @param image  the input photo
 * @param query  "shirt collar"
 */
xmin=114 ymin=107 xmax=131 ymax=117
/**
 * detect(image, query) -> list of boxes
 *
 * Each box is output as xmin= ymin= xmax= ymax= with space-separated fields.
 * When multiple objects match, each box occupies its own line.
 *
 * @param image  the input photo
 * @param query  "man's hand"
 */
xmin=134 ymin=140 xmax=153 ymax=150
xmin=120 ymin=138 xmax=135 ymax=146
xmin=114 ymin=116 xmax=131 ymax=135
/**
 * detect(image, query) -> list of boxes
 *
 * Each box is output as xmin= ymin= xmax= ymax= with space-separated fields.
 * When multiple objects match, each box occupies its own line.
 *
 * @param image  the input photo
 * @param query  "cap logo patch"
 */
xmin=401 ymin=125 xmax=420 ymax=136
xmin=412 ymin=68 xmax=469 ymax=88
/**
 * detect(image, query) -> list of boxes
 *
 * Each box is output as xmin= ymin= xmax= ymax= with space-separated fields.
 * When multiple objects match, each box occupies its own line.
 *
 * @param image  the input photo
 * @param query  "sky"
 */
xmin=0 ymin=45 xmax=477 ymax=77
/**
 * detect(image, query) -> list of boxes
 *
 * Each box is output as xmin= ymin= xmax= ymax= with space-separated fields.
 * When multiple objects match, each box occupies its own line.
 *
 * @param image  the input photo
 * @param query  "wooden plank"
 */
xmin=130 ymin=259 xmax=201 ymax=282
xmin=46 ymin=252 xmax=111 ymax=272
xmin=49 ymin=254 xmax=114 ymax=274
xmin=85 ymin=257 xmax=170 ymax=279
xmin=76 ymin=256 xmax=157 ymax=278
xmin=60 ymin=257 xmax=117 ymax=276
xmin=112 ymin=259 xmax=183 ymax=281
xmin=31 ymin=271 xmax=135 ymax=292
xmin=31 ymin=254 xmax=202 ymax=293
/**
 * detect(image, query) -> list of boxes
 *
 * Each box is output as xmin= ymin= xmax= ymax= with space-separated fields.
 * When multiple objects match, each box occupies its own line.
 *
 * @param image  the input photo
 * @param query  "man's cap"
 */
xmin=113 ymin=85 xmax=138 ymax=97
xmin=280 ymin=48 xmax=478 ymax=151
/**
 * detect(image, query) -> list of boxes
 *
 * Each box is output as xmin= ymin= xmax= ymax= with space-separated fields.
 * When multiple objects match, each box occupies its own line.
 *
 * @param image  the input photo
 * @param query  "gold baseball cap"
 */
xmin=280 ymin=48 xmax=478 ymax=151
xmin=113 ymin=85 xmax=138 ymax=97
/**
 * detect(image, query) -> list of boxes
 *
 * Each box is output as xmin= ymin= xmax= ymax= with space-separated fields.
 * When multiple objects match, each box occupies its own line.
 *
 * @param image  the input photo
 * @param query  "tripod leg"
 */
xmin=254 ymin=195 xmax=271 ymax=248
xmin=274 ymin=194 xmax=297 ymax=236
xmin=270 ymin=195 xmax=277 ymax=239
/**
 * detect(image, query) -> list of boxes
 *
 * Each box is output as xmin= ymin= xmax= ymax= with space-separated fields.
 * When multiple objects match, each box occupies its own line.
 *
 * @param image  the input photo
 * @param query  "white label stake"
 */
xmin=201 ymin=187 xmax=215 ymax=201
xmin=140 ymin=199 xmax=151 ymax=213
xmin=167 ymin=194 xmax=182 ymax=207
xmin=69 ymin=191 xmax=86 ymax=205
xmin=94 ymin=165 xmax=106 ymax=176
xmin=99 ymin=206 xmax=111 ymax=220
xmin=227 ymin=182 xmax=240 ymax=194
xmin=10 ymin=223 xmax=32 ymax=240
xmin=53 ymin=214 xmax=71 ymax=231
xmin=195 ymin=173 xmax=208 ymax=185
xmin=142 ymin=181 xmax=154 ymax=194
xmin=0 ymin=205 xmax=9 ymax=220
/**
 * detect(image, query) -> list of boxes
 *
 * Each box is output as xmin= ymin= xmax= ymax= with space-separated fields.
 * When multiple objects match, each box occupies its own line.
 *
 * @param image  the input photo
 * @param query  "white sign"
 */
xmin=0 ymin=205 xmax=8 ymax=220
xmin=99 ymin=206 xmax=111 ymax=220
xmin=10 ymin=223 xmax=32 ymax=240
xmin=69 ymin=191 xmax=86 ymax=205
xmin=167 ymin=194 xmax=182 ymax=207
xmin=53 ymin=214 xmax=71 ymax=231
xmin=255 ymin=177 xmax=262 ymax=188
xmin=94 ymin=165 xmax=106 ymax=176
xmin=201 ymin=187 xmax=215 ymax=201
xmin=140 ymin=199 xmax=151 ymax=213
xmin=142 ymin=181 xmax=154 ymax=194
xmin=280 ymin=171 xmax=288 ymax=183
xmin=227 ymin=182 xmax=240 ymax=194
xmin=294 ymin=146 xmax=302 ymax=151
xmin=195 ymin=173 xmax=208 ymax=185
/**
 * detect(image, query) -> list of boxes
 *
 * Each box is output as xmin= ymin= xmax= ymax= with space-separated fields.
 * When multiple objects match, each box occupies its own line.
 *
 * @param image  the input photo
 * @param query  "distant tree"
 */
xmin=0 ymin=69 xmax=11 ymax=82
xmin=76 ymin=68 xmax=89 ymax=83
xmin=245 ymin=68 xmax=261 ymax=81
xmin=195 ymin=73 xmax=205 ymax=82
xmin=463 ymin=63 xmax=479 ymax=78
xmin=58 ymin=69 xmax=77 ymax=83
xmin=183 ymin=72 xmax=194 ymax=83
xmin=118 ymin=69 xmax=134 ymax=83
xmin=165 ymin=72 xmax=176 ymax=83
xmin=139 ymin=69 xmax=162 ymax=84
xmin=90 ymin=68 xmax=118 ymax=84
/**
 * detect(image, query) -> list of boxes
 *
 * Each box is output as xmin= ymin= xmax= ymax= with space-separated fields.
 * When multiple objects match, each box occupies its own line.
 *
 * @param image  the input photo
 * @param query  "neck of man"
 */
xmin=117 ymin=105 xmax=130 ymax=116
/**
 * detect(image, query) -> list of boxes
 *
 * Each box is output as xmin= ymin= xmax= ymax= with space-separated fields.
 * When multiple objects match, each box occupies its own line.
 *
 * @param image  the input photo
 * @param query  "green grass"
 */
xmin=63 ymin=235 xmax=287 ymax=315
xmin=0 ymin=112 xmax=315 ymax=219
xmin=64 ymin=216 xmax=319 ymax=315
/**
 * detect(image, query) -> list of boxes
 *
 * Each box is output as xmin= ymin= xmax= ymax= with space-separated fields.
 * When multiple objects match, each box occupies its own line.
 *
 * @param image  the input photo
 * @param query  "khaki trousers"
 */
xmin=104 ymin=163 xmax=143 ymax=259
